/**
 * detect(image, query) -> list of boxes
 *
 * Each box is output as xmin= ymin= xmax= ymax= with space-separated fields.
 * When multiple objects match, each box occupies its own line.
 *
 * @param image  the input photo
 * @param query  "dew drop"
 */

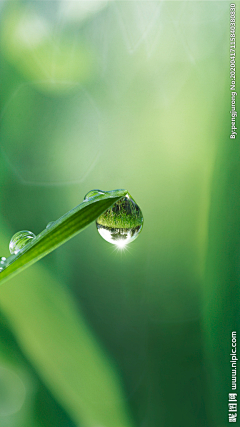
xmin=46 ymin=221 xmax=54 ymax=228
xmin=83 ymin=189 xmax=106 ymax=201
xmin=0 ymin=257 xmax=7 ymax=272
xmin=96 ymin=194 xmax=143 ymax=247
xmin=9 ymin=231 xmax=36 ymax=255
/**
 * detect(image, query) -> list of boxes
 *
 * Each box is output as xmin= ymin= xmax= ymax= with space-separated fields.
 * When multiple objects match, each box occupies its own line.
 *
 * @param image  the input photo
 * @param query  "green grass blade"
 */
xmin=0 ymin=189 xmax=128 ymax=284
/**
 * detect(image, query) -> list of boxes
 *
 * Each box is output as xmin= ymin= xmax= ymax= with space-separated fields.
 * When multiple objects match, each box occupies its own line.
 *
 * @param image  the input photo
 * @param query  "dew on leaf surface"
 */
xmin=9 ymin=231 xmax=36 ymax=255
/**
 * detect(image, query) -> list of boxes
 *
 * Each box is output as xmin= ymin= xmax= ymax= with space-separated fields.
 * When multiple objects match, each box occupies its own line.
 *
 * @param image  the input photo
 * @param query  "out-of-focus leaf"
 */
xmin=0 ymin=229 xmax=134 ymax=427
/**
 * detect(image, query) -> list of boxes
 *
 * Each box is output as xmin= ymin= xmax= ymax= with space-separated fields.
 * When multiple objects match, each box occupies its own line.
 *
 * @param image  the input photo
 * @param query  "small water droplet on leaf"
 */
xmin=9 ymin=231 xmax=36 ymax=255
xmin=46 ymin=221 xmax=55 ymax=228
xmin=96 ymin=194 xmax=143 ymax=247
xmin=0 ymin=257 xmax=7 ymax=272
xmin=83 ymin=189 xmax=106 ymax=201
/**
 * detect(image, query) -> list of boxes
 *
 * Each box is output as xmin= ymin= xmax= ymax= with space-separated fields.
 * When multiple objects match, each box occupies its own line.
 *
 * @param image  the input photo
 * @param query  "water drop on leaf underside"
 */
xmin=96 ymin=193 xmax=143 ymax=247
xmin=9 ymin=231 xmax=36 ymax=255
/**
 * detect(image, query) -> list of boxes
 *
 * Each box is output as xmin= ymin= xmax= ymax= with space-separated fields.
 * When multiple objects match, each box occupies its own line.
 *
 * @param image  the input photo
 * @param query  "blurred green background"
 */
xmin=0 ymin=1 xmax=239 ymax=426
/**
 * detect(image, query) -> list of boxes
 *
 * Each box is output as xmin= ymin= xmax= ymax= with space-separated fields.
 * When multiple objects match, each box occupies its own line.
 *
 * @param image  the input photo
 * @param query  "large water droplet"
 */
xmin=83 ymin=189 xmax=106 ymax=201
xmin=9 ymin=231 xmax=36 ymax=255
xmin=96 ymin=194 xmax=143 ymax=247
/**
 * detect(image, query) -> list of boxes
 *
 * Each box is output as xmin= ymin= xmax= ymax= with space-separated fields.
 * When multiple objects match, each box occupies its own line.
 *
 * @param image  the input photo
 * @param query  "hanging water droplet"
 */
xmin=96 ymin=194 xmax=143 ymax=247
xmin=46 ymin=221 xmax=54 ymax=229
xmin=83 ymin=189 xmax=106 ymax=201
xmin=9 ymin=231 xmax=36 ymax=255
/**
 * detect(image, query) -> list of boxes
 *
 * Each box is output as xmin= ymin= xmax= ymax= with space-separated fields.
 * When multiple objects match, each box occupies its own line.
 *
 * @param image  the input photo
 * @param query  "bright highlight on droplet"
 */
xmin=9 ymin=230 xmax=36 ymax=255
xmin=115 ymin=240 xmax=128 ymax=249
xmin=96 ymin=192 xmax=144 ymax=247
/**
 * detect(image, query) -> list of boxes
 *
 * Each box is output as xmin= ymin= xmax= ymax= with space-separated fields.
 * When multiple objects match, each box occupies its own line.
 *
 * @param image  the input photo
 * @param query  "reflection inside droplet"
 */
xmin=96 ymin=224 xmax=142 ymax=247
xmin=9 ymin=230 xmax=36 ymax=255
xmin=96 ymin=194 xmax=143 ymax=247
